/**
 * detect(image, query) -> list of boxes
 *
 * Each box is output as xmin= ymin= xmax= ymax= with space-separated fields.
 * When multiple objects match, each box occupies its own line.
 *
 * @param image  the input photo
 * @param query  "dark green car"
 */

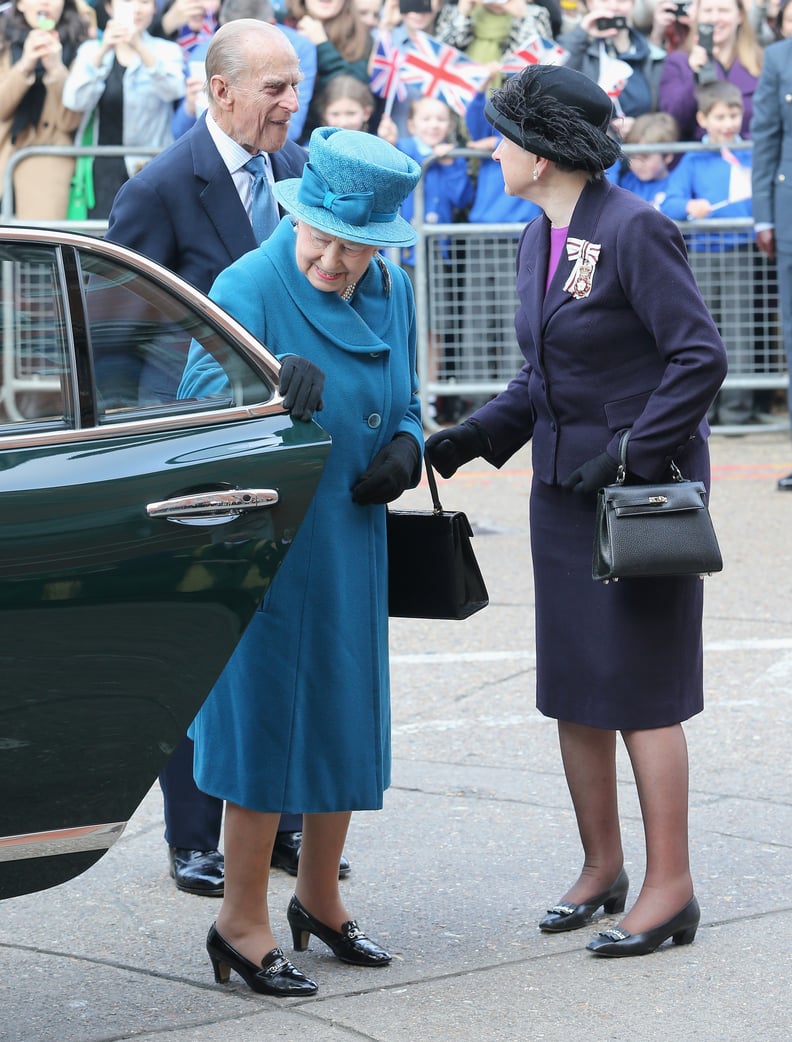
xmin=0 ymin=228 xmax=330 ymax=900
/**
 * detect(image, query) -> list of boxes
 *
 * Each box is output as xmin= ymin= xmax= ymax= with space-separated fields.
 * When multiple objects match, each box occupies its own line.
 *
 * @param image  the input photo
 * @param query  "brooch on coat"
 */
xmin=563 ymin=238 xmax=601 ymax=299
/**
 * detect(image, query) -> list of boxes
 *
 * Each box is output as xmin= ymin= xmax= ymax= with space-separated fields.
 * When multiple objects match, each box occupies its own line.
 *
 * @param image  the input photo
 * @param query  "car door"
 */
xmin=0 ymin=229 xmax=330 ymax=899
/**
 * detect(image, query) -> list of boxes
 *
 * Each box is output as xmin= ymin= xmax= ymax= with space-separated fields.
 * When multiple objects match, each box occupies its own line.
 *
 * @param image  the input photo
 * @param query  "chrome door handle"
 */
xmin=147 ymin=488 xmax=279 ymax=526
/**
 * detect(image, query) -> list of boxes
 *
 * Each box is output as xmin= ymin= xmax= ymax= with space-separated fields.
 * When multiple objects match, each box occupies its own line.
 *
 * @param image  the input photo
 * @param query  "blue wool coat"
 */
xmin=187 ymin=218 xmax=423 ymax=813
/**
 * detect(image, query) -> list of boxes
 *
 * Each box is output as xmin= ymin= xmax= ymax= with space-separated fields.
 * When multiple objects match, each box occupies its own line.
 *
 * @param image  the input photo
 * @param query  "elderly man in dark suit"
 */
xmin=751 ymin=34 xmax=792 ymax=489
xmin=106 ymin=17 xmax=349 ymax=894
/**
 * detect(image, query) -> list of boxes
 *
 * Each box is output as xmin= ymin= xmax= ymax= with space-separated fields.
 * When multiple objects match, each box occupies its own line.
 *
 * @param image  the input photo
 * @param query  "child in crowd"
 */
xmin=379 ymin=94 xmax=473 ymax=421
xmin=316 ymin=72 xmax=374 ymax=129
xmin=378 ymin=94 xmax=473 ymax=265
xmin=608 ymin=111 xmax=680 ymax=209
xmin=661 ymin=80 xmax=756 ymax=425
xmin=374 ymin=0 xmax=445 ymax=135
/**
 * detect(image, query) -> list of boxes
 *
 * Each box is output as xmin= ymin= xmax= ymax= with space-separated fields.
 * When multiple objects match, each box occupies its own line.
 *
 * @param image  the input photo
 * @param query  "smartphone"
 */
xmin=399 ymin=0 xmax=433 ymax=13
xmin=698 ymin=21 xmax=715 ymax=56
xmin=113 ymin=0 xmax=135 ymax=28
xmin=596 ymin=15 xmax=628 ymax=30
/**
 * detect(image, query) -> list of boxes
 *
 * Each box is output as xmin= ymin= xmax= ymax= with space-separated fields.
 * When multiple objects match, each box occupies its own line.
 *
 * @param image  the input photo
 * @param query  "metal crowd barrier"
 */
xmin=413 ymin=144 xmax=789 ymax=435
xmin=2 ymin=142 xmax=788 ymax=437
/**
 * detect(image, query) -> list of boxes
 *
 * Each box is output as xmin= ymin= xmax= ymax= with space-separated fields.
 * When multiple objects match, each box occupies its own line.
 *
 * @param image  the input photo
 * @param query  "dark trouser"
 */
xmin=161 ymin=734 xmax=301 ymax=848
xmin=776 ymin=249 xmax=792 ymax=434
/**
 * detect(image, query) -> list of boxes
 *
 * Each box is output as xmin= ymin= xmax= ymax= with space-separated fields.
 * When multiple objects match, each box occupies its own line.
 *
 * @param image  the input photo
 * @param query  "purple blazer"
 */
xmin=471 ymin=179 xmax=728 ymax=485
xmin=658 ymin=49 xmax=758 ymax=141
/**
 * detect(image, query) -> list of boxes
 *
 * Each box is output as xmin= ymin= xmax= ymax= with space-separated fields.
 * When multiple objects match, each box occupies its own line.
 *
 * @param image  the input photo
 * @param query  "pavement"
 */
xmin=1 ymin=430 xmax=791 ymax=1042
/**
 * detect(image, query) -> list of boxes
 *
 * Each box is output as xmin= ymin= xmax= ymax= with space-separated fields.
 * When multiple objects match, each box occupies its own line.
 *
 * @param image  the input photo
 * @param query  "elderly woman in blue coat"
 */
xmin=180 ymin=128 xmax=422 ymax=995
xmin=427 ymin=66 xmax=728 ymax=958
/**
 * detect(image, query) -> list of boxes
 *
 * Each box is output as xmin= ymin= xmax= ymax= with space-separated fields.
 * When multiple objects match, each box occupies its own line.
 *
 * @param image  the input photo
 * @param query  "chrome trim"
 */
xmin=0 ymin=821 xmax=126 ymax=862
xmin=147 ymin=487 xmax=279 ymax=524
xmin=0 ymin=400 xmax=290 ymax=451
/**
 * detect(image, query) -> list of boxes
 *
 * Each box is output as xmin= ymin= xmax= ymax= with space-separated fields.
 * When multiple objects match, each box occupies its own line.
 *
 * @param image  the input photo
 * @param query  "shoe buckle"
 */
xmin=262 ymin=947 xmax=289 ymax=976
xmin=343 ymin=920 xmax=364 ymax=940
xmin=549 ymin=904 xmax=576 ymax=916
xmin=600 ymin=927 xmax=629 ymax=942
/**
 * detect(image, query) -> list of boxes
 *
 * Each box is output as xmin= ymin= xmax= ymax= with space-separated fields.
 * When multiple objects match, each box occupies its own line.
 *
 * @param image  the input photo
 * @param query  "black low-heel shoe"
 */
xmin=206 ymin=923 xmax=318 ymax=995
xmin=287 ymin=895 xmax=391 ymax=967
xmin=586 ymin=896 xmax=700 ymax=957
xmin=539 ymin=867 xmax=629 ymax=933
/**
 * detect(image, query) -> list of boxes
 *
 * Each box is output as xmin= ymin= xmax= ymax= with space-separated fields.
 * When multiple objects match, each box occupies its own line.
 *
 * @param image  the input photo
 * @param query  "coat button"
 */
xmin=786 ymin=94 xmax=792 ymax=102
xmin=780 ymin=174 xmax=787 ymax=182
xmin=367 ymin=413 xmax=382 ymax=428
xmin=369 ymin=352 xmax=380 ymax=358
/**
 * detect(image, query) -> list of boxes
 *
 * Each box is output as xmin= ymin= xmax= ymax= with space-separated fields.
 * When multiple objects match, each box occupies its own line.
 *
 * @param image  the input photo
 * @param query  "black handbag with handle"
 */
xmin=592 ymin=431 xmax=723 ymax=583
xmin=387 ymin=452 xmax=489 ymax=619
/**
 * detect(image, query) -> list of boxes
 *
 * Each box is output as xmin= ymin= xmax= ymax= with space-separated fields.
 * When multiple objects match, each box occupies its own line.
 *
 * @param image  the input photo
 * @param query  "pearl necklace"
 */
xmin=340 ymin=281 xmax=357 ymax=302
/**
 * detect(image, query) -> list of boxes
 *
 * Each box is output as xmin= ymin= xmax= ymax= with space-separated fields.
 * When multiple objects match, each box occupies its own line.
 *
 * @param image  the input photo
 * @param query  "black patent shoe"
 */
xmin=271 ymin=831 xmax=351 ymax=879
xmin=777 ymin=472 xmax=792 ymax=491
xmin=287 ymin=895 xmax=391 ymax=967
xmin=539 ymin=867 xmax=629 ymax=933
xmin=168 ymin=847 xmax=224 ymax=897
xmin=586 ymin=896 xmax=700 ymax=957
xmin=206 ymin=923 xmax=318 ymax=995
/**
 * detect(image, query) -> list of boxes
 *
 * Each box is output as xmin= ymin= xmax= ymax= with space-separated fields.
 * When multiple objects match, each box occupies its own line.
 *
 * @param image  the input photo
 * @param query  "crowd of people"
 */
xmin=3 ymin=0 xmax=791 ymax=220
xmin=1 ymin=0 xmax=788 ymax=428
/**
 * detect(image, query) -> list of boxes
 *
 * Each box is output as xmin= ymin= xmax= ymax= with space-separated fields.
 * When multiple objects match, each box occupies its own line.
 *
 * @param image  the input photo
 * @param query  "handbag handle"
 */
xmin=616 ymin=430 xmax=684 ymax=485
xmin=423 ymin=449 xmax=444 ymax=515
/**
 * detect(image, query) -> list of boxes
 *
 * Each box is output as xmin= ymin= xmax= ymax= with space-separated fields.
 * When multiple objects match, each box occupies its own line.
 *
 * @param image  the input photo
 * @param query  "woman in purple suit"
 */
xmin=426 ymin=65 xmax=727 ymax=958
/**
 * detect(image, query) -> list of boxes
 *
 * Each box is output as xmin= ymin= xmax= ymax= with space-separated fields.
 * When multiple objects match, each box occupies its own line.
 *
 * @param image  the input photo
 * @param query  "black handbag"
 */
xmin=387 ymin=453 xmax=489 ymax=619
xmin=592 ymin=431 xmax=723 ymax=583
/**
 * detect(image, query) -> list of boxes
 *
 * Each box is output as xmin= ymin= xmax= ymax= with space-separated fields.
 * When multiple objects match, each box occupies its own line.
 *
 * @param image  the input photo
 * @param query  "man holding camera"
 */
xmin=557 ymin=0 xmax=666 ymax=138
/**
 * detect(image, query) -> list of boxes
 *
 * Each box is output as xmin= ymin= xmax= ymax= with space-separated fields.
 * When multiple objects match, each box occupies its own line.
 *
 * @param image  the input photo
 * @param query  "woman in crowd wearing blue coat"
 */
xmin=180 ymin=128 xmax=423 ymax=996
xmin=426 ymin=66 xmax=727 ymax=959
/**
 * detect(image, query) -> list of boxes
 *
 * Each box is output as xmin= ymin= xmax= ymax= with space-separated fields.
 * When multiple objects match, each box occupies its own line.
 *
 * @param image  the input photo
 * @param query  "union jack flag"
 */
xmin=370 ymin=31 xmax=408 ymax=103
xmin=176 ymin=18 xmax=217 ymax=54
xmin=501 ymin=36 xmax=569 ymax=75
xmin=401 ymin=32 xmax=490 ymax=116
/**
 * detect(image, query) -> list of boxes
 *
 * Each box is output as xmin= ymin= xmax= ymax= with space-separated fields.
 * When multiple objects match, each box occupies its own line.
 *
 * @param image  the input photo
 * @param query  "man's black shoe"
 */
xmin=777 ymin=472 xmax=792 ymax=490
xmin=168 ymin=847 xmax=224 ymax=896
xmin=270 ymin=830 xmax=351 ymax=878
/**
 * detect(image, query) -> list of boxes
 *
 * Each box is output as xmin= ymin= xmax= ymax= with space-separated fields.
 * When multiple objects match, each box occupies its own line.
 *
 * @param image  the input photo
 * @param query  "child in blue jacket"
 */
xmin=608 ymin=111 xmax=679 ymax=210
xmin=378 ymin=95 xmax=473 ymax=268
xmin=660 ymin=80 xmax=756 ymax=425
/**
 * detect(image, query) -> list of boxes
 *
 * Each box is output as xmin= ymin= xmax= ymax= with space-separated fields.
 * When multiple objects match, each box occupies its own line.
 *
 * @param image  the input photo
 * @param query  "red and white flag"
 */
xmin=501 ymin=36 xmax=569 ymax=75
xmin=370 ymin=31 xmax=408 ymax=106
xmin=401 ymin=32 xmax=490 ymax=116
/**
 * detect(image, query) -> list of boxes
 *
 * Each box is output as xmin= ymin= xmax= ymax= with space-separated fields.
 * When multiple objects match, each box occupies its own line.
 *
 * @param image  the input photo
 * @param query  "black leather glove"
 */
xmin=562 ymin=452 xmax=619 ymax=496
xmin=278 ymin=355 xmax=325 ymax=422
xmin=352 ymin=433 xmax=421 ymax=505
xmin=425 ymin=419 xmax=490 ymax=479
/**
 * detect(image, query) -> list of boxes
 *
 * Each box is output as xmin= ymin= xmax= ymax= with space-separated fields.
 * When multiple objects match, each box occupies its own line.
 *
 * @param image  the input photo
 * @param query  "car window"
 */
xmin=0 ymin=245 xmax=73 ymax=428
xmin=77 ymin=251 xmax=274 ymax=423
xmin=0 ymin=241 xmax=277 ymax=433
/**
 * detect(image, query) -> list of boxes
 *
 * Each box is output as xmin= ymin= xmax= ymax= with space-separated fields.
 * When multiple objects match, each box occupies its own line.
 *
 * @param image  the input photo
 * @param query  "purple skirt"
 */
xmin=530 ymin=478 xmax=704 ymax=730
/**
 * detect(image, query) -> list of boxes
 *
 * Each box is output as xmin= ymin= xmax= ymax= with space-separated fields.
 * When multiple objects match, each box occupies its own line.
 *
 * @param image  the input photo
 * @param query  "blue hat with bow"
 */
xmin=273 ymin=127 xmax=422 ymax=247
